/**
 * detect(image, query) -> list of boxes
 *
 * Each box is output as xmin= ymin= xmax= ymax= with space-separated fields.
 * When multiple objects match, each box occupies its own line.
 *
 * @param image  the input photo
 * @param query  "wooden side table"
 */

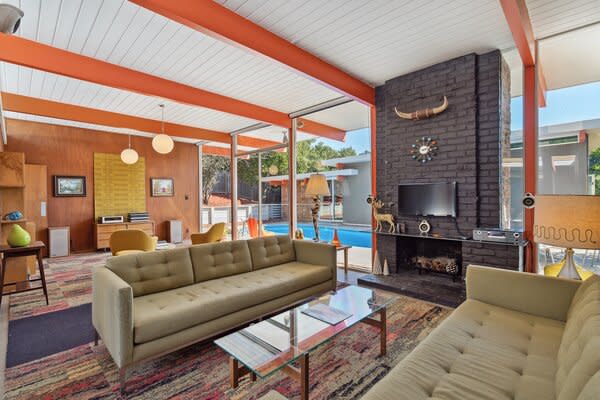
xmin=336 ymin=245 xmax=352 ymax=274
xmin=0 ymin=241 xmax=49 ymax=306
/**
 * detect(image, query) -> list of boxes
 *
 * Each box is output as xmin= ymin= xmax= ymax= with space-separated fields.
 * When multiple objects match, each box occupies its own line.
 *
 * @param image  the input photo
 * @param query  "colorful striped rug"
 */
xmin=4 ymin=294 xmax=450 ymax=400
xmin=8 ymin=252 xmax=108 ymax=321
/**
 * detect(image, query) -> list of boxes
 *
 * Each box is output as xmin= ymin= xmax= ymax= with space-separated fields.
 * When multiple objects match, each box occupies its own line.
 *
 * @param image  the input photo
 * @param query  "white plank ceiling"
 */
xmin=1 ymin=0 xmax=599 ymax=145
xmin=3 ymin=0 xmax=341 ymax=113
xmin=217 ymin=0 xmax=516 ymax=86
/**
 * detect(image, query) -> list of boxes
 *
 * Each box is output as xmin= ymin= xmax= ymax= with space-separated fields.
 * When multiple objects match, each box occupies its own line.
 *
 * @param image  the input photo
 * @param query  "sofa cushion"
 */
xmin=132 ymin=261 xmax=332 ymax=344
xmin=247 ymin=235 xmax=296 ymax=270
xmin=361 ymin=299 xmax=564 ymax=400
xmin=556 ymin=274 xmax=600 ymax=400
xmin=189 ymin=240 xmax=252 ymax=282
xmin=105 ymin=248 xmax=194 ymax=297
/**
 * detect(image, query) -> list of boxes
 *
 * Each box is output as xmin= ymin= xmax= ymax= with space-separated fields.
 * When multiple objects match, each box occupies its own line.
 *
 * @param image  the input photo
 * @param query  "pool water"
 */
xmin=264 ymin=223 xmax=371 ymax=248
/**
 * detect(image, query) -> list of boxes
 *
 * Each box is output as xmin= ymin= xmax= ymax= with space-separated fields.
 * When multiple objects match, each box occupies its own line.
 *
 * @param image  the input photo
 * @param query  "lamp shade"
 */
xmin=305 ymin=173 xmax=330 ymax=196
xmin=120 ymin=148 xmax=139 ymax=165
xmin=152 ymin=134 xmax=174 ymax=154
xmin=534 ymin=195 xmax=600 ymax=249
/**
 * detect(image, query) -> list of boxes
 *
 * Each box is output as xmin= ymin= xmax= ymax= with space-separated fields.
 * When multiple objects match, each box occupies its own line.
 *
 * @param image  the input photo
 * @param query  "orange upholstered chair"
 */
xmin=191 ymin=222 xmax=226 ymax=244
xmin=109 ymin=229 xmax=158 ymax=256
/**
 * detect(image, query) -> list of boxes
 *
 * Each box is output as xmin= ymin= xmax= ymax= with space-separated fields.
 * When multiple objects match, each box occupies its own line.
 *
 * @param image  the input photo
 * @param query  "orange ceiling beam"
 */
xmin=130 ymin=0 xmax=375 ymax=106
xmin=1 ymin=92 xmax=279 ymax=149
xmin=0 ymin=34 xmax=345 ymax=141
xmin=499 ymin=0 xmax=546 ymax=107
xmin=202 ymin=145 xmax=231 ymax=158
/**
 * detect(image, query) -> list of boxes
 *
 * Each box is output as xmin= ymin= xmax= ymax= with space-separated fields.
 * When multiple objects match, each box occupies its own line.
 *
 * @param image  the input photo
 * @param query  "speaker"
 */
xmin=168 ymin=220 xmax=183 ymax=243
xmin=522 ymin=193 xmax=535 ymax=209
xmin=418 ymin=219 xmax=431 ymax=235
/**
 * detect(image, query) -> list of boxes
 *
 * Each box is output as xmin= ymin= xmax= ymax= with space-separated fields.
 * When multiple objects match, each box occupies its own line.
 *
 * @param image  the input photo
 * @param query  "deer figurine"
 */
xmin=367 ymin=195 xmax=396 ymax=233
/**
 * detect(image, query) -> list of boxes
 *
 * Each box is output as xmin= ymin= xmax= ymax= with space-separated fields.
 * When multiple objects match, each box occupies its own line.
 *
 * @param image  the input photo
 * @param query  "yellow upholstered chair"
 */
xmin=109 ymin=229 xmax=158 ymax=256
xmin=191 ymin=223 xmax=226 ymax=245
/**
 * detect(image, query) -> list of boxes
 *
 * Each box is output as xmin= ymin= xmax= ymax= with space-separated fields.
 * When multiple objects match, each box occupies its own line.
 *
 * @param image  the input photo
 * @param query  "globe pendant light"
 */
xmin=152 ymin=104 xmax=174 ymax=154
xmin=121 ymin=135 xmax=139 ymax=165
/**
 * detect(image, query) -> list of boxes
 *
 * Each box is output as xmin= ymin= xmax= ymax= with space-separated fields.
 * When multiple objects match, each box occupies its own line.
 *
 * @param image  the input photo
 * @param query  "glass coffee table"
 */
xmin=215 ymin=285 xmax=396 ymax=400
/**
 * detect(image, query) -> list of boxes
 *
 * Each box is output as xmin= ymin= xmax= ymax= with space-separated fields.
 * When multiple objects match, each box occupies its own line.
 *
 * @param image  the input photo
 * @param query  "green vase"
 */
xmin=7 ymin=224 xmax=31 ymax=247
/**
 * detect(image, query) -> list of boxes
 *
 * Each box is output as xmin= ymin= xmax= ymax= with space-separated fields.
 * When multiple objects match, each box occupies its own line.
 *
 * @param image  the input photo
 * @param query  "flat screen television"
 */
xmin=397 ymin=182 xmax=457 ymax=217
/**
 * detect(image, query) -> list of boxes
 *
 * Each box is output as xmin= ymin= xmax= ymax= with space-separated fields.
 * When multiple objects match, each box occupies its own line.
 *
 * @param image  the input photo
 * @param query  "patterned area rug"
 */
xmin=8 ymin=252 xmax=109 ymax=320
xmin=3 ymin=294 xmax=450 ymax=400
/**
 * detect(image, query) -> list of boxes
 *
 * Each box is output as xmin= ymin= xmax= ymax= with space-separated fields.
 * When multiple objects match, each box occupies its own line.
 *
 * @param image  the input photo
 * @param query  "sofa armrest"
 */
xmin=466 ymin=265 xmax=581 ymax=321
xmin=293 ymin=240 xmax=337 ymax=290
xmin=92 ymin=266 xmax=134 ymax=368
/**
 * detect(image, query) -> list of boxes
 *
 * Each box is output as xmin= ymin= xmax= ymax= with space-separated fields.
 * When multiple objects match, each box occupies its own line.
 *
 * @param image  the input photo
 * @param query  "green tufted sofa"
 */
xmin=92 ymin=235 xmax=336 ymax=392
xmin=362 ymin=265 xmax=600 ymax=400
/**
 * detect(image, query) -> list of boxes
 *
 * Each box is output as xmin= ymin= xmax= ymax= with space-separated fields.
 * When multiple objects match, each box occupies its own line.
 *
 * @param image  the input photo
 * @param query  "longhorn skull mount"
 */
xmin=394 ymin=96 xmax=448 ymax=120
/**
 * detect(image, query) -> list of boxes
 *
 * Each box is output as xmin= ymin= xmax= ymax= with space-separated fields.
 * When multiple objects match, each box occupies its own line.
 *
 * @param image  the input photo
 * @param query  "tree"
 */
xmin=237 ymin=139 xmax=358 ymax=184
xmin=589 ymin=147 xmax=600 ymax=194
xmin=202 ymin=155 xmax=230 ymax=204
xmin=205 ymin=139 xmax=360 ymax=202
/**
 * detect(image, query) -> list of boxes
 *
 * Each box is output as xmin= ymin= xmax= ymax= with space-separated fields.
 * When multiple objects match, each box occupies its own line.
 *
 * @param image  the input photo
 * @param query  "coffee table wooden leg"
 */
xmin=230 ymin=357 xmax=240 ymax=389
xmin=229 ymin=357 xmax=257 ymax=388
xmin=379 ymin=308 xmax=387 ymax=356
xmin=300 ymin=353 xmax=309 ymax=400
xmin=37 ymin=250 xmax=49 ymax=305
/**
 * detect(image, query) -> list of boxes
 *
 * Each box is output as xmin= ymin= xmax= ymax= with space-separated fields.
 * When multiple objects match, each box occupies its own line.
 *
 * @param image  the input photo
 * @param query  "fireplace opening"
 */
xmin=396 ymin=236 xmax=462 ymax=280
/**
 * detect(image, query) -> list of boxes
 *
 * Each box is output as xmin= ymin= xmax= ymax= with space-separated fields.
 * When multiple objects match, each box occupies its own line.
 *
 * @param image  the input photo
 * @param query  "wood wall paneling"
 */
xmin=24 ymin=164 xmax=48 ymax=257
xmin=4 ymin=119 xmax=199 ymax=251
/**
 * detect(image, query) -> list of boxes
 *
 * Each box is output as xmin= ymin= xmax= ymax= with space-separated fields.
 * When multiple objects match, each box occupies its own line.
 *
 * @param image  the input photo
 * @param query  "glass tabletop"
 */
xmin=214 ymin=285 xmax=396 ymax=378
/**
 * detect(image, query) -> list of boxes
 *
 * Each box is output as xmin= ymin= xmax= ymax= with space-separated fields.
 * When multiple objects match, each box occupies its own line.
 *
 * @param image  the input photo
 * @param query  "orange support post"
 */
xmin=370 ymin=106 xmax=377 ymax=261
xmin=523 ymin=64 xmax=538 ymax=273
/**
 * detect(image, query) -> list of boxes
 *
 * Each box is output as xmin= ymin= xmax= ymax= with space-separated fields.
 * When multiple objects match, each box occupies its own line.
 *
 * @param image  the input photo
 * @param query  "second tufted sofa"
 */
xmin=92 ymin=235 xmax=336 ymax=391
xmin=362 ymin=265 xmax=600 ymax=400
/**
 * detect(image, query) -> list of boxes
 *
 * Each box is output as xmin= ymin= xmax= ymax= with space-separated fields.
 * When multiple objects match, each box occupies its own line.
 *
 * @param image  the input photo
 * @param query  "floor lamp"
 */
xmin=305 ymin=173 xmax=330 ymax=242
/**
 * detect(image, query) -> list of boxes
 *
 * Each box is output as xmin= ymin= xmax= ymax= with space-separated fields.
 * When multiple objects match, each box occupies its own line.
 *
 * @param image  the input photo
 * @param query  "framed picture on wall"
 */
xmin=151 ymin=177 xmax=174 ymax=197
xmin=54 ymin=176 xmax=86 ymax=197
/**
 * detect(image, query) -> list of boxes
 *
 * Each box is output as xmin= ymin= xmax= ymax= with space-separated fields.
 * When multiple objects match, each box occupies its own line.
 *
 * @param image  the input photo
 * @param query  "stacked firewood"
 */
xmin=414 ymin=256 xmax=458 ymax=275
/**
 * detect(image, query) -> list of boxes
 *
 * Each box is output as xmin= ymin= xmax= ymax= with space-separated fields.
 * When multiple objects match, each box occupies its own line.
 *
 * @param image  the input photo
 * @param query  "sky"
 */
xmin=511 ymin=81 xmax=600 ymax=130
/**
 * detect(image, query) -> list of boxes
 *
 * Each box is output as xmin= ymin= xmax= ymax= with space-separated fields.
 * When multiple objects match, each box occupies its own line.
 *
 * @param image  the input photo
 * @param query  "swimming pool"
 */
xmin=264 ymin=223 xmax=372 ymax=248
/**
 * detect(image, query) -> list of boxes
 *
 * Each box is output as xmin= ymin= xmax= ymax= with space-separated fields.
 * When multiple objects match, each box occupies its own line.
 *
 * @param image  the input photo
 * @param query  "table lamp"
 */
xmin=305 ymin=173 xmax=330 ymax=242
xmin=533 ymin=195 xmax=600 ymax=280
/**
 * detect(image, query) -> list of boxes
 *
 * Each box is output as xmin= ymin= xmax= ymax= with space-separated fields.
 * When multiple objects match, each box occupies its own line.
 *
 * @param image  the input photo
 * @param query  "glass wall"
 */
xmin=292 ymin=102 xmax=373 ymax=270
xmin=501 ymin=52 xmax=524 ymax=230
xmin=201 ymin=151 xmax=232 ymax=239
xmin=534 ymin=24 xmax=600 ymax=275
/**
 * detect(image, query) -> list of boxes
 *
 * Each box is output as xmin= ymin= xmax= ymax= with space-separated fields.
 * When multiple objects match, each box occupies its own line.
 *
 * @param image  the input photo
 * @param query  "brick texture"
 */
xmin=375 ymin=51 xmax=520 ymax=272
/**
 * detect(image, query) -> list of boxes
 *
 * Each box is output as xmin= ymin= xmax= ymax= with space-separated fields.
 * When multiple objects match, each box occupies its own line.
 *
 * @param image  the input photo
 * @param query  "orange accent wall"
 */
xmin=4 ymin=118 xmax=199 ymax=252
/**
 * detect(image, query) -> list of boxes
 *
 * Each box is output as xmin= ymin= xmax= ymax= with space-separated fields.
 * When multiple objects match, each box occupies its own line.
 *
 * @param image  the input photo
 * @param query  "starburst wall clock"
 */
xmin=410 ymin=136 xmax=438 ymax=164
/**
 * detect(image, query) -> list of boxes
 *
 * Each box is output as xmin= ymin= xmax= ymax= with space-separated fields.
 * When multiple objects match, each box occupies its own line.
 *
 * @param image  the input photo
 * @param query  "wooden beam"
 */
xmin=298 ymin=118 xmax=346 ymax=142
xmin=499 ymin=0 xmax=546 ymax=107
xmin=202 ymin=145 xmax=231 ymax=158
xmin=0 ymin=92 xmax=279 ymax=149
xmin=130 ymin=0 xmax=374 ymax=106
xmin=0 ymin=34 xmax=345 ymax=141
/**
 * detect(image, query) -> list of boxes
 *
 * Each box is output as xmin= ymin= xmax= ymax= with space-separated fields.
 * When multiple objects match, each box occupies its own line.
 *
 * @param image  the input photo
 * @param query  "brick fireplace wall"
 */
xmin=375 ymin=50 xmax=519 ymax=273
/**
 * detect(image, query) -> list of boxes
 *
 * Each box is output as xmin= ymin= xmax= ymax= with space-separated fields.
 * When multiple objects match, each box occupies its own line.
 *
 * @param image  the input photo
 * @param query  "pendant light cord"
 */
xmin=160 ymin=104 xmax=165 ymax=134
